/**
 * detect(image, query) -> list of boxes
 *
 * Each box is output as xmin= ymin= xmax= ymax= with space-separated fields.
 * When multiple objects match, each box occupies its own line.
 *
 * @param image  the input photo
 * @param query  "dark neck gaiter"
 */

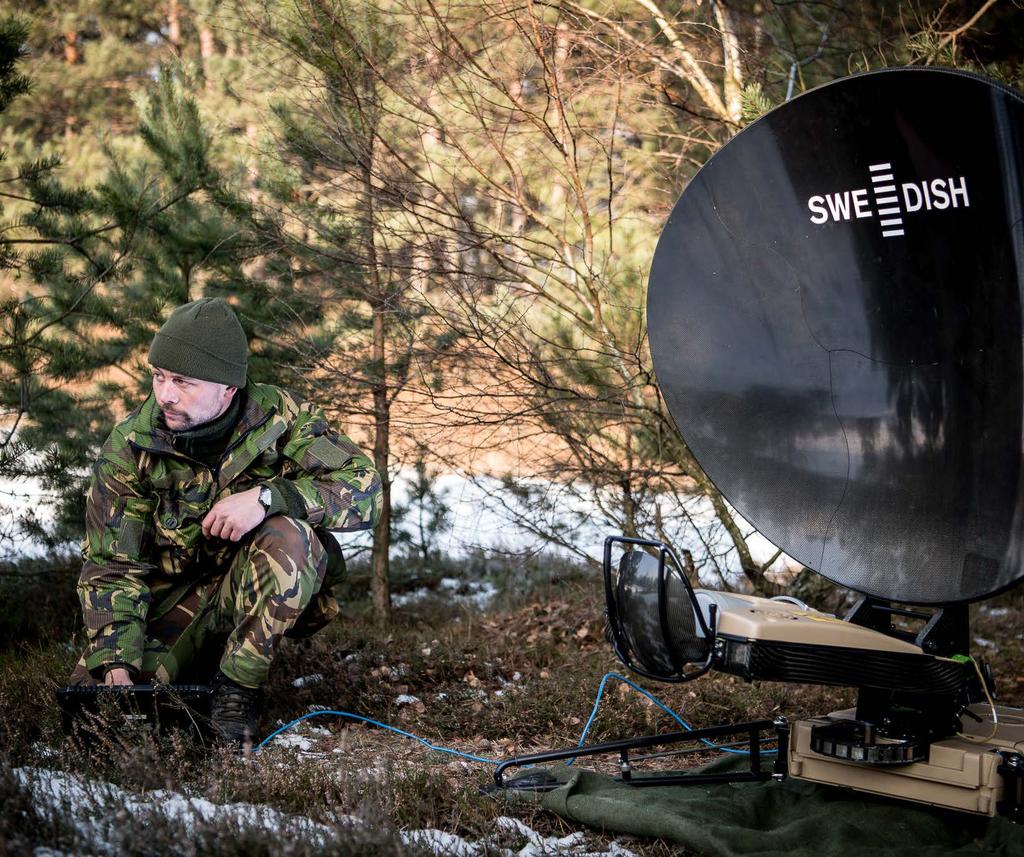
xmin=169 ymin=391 xmax=244 ymax=470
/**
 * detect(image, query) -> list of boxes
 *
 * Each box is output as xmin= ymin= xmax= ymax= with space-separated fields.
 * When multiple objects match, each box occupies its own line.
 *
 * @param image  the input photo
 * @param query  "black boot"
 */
xmin=210 ymin=672 xmax=262 ymax=749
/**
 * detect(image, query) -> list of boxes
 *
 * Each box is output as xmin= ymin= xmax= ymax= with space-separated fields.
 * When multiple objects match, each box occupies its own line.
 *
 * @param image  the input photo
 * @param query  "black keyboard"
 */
xmin=56 ymin=684 xmax=214 ymax=742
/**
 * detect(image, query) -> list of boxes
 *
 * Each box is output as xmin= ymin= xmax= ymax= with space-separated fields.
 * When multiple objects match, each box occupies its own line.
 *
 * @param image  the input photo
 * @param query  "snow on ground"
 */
xmin=392 ymin=578 xmax=498 ymax=609
xmin=15 ymin=767 xmax=639 ymax=857
xmin=1 ymin=467 xmax=792 ymax=586
xmin=16 ymin=766 xmax=338 ymax=851
xmin=0 ymin=478 xmax=60 ymax=559
xmin=291 ymin=673 xmax=324 ymax=688
xmin=268 ymin=732 xmax=316 ymax=752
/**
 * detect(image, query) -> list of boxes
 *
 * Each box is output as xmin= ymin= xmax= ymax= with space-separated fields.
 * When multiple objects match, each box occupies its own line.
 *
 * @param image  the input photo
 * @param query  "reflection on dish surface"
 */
xmin=648 ymin=69 xmax=1024 ymax=604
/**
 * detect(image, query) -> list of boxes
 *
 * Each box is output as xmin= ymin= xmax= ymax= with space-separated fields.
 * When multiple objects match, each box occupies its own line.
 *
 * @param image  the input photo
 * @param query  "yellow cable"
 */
xmin=936 ymin=654 xmax=998 ymax=743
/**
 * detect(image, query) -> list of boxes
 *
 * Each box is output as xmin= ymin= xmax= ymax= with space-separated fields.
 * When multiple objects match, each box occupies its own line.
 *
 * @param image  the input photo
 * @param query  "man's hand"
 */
xmin=104 ymin=667 xmax=133 ymax=686
xmin=202 ymin=487 xmax=267 ymax=542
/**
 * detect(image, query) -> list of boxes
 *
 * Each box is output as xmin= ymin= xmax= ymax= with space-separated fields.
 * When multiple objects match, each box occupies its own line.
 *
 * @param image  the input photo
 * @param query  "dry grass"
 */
xmin=2 ymin=555 xmax=1023 ymax=855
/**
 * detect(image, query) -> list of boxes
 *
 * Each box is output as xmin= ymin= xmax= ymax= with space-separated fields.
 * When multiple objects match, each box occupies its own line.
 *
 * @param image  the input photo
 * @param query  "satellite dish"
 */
xmin=648 ymin=68 xmax=1024 ymax=605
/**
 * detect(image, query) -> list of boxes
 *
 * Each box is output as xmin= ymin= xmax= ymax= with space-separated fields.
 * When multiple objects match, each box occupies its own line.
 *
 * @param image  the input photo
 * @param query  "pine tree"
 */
xmin=0 ymin=1 xmax=165 ymax=167
xmin=0 ymin=68 xmax=272 ymax=553
xmin=109 ymin=68 xmax=331 ymax=402
xmin=0 ymin=15 xmax=28 ymax=271
xmin=249 ymin=0 xmax=464 ymax=624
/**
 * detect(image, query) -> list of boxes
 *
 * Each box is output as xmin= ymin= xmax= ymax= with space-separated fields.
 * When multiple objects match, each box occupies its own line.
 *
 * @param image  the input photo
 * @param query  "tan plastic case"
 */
xmin=709 ymin=594 xmax=926 ymax=653
xmin=789 ymin=705 xmax=1024 ymax=816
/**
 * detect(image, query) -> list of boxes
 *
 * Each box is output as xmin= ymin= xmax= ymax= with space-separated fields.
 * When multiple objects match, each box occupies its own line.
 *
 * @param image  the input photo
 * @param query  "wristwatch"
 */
xmin=257 ymin=484 xmax=273 ymax=513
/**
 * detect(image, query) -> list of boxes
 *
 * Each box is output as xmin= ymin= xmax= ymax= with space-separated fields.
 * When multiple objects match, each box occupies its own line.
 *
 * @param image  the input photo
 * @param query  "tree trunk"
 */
xmin=168 ymin=0 xmax=182 ymax=52
xmin=245 ymin=122 xmax=259 ymax=179
xmin=362 ymin=109 xmax=391 ymax=625
xmin=370 ymin=298 xmax=392 ymax=625
xmin=63 ymin=30 xmax=78 ymax=64
xmin=199 ymin=25 xmax=216 ymax=88
xmin=64 ymin=30 xmax=78 ymax=140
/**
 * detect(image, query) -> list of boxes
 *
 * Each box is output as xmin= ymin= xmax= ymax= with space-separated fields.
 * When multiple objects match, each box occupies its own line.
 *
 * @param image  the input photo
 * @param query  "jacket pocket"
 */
xmin=154 ymin=494 xmax=210 ymax=569
xmin=302 ymin=435 xmax=357 ymax=471
xmin=110 ymin=496 xmax=155 ymax=561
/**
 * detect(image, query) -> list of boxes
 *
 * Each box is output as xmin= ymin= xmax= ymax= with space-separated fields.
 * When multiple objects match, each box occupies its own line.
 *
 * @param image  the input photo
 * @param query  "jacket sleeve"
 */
xmin=78 ymin=430 xmax=156 ymax=679
xmin=263 ymin=401 xmax=382 ymax=532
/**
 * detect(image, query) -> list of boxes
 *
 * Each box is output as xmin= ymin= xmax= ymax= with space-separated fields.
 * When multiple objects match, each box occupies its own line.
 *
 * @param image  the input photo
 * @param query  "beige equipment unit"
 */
xmin=707 ymin=593 xmax=1024 ymax=816
xmin=496 ymin=540 xmax=1024 ymax=824
xmin=595 ymin=540 xmax=1024 ymax=822
xmin=790 ymin=705 xmax=1024 ymax=817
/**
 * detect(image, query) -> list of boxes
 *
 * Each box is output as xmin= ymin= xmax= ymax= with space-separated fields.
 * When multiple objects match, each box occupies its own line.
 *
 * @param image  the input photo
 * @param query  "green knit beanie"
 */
xmin=148 ymin=298 xmax=248 ymax=387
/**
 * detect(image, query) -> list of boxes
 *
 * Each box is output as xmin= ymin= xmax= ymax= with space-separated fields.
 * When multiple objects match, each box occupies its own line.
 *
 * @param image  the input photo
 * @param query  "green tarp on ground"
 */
xmin=506 ymin=757 xmax=1024 ymax=856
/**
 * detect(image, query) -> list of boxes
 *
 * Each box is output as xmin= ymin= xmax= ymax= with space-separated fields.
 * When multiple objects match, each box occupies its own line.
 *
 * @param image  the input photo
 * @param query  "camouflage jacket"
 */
xmin=78 ymin=382 xmax=382 ymax=677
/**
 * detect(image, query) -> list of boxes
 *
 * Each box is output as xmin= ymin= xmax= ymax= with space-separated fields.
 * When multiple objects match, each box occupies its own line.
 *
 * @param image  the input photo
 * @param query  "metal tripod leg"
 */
xmin=494 ymin=717 xmax=789 ymax=790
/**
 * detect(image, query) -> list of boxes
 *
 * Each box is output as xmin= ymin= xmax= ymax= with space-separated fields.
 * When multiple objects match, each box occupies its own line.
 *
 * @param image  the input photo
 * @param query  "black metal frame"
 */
xmin=844 ymin=596 xmax=970 ymax=657
xmin=603 ymin=536 xmax=718 ymax=683
xmin=494 ymin=717 xmax=790 ymax=790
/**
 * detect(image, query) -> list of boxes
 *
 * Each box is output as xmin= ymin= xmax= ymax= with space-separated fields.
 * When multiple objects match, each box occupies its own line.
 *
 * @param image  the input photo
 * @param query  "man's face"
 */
xmin=151 ymin=366 xmax=236 ymax=431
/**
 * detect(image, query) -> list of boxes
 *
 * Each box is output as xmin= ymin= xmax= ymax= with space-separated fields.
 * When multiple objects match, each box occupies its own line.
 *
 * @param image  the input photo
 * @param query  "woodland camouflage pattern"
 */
xmin=74 ymin=381 xmax=381 ymax=686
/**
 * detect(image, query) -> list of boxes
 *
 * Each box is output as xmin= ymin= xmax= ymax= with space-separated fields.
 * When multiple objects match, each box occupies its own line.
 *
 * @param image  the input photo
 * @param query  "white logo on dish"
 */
xmin=806 ymin=162 xmax=970 ymax=238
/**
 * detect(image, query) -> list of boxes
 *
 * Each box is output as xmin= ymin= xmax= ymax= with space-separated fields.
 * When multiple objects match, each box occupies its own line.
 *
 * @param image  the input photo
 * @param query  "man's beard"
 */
xmin=163 ymin=407 xmax=219 ymax=431
xmin=162 ymin=410 xmax=193 ymax=429
xmin=160 ymin=392 xmax=236 ymax=433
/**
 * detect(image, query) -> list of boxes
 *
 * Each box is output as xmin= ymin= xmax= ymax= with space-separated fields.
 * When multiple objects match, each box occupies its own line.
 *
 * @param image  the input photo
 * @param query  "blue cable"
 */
xmin=254 ymin=671 xmax=776 ymax=761
xmin=255 ymin=709 xmax=501 ymax=762
xmin=568 ymin=671 xmax=775 ymax=763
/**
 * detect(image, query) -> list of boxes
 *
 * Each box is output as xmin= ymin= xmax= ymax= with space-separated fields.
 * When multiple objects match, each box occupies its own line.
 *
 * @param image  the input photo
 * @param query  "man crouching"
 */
xmin=69 ymin=297 xmax=382 ymax=748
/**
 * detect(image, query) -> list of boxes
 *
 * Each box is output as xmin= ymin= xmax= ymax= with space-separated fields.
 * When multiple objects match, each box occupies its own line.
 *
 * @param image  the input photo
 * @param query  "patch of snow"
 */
xmin=494 ymin=816 xmax=639 ymax=856
xmin=402 ymin=817 xmax=640 ymax=856
xmin=395 ymin=694 xmax=421 ymax=706
xmin=16 ymin=768 xmax=638 ymax=857
xmin=31 ymin=742 xmax=60 ymax=761
xmin=403 ymin=828 xmax=482 ymax=856
xmin=393 ymin=578 xmax=498 ymax=609
xmin=15 ymin=767 xmax=332 ymax=853
xmin=5 ymin=467 xmax=786 ymax=590
xmin=973 ymin=637 xmax=996 ymax=649
xmin=464 ymin=580 xmax=498 ymax=608
xmin=392 ymin=587 xmax=431 ymax=607
xmin=272 ymin=732 xmax=314 ymax=752
xmin=984 ymin=607 xmax=1010 ymax=618
xmin=292 ymin=673 xmax=323 ymax=688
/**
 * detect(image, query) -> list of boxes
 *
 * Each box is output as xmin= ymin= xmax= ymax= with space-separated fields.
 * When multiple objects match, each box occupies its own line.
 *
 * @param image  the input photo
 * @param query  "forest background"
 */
xmin=2 ymin=2 xmax=1024 ymax=854
xmin=3 ymin=0 xmax=1020 ymax=623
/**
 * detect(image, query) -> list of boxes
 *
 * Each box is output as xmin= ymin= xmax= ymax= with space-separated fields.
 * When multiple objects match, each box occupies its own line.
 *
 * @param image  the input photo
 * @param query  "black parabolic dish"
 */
xmin=647 ymin=68 xmax=1024 ymax=605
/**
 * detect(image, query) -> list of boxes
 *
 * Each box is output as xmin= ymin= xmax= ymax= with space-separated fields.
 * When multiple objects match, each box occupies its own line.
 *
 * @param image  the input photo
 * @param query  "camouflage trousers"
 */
xmin=70 ymin=516 xmax=346 ymax=689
